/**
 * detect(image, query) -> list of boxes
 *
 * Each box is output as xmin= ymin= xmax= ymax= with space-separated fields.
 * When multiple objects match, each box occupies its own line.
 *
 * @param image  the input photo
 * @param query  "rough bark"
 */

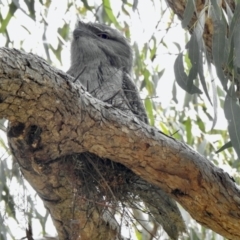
xmin=1 ymin=48 xmax=240 ymax=239
xmin=166 ymin=0 xmax=235 ymax=55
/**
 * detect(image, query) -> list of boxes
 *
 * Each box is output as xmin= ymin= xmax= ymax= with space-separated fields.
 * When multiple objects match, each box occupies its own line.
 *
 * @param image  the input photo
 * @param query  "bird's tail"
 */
xmin=132 ymin=178 xmax=186 ymax=240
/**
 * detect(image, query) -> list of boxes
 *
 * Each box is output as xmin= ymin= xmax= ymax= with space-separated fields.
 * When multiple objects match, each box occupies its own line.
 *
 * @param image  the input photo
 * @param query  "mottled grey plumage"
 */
xmin=67 ymin=21 xmax=148 ymax=123
xmin=67 ymin=21 xmax=185 ymax=239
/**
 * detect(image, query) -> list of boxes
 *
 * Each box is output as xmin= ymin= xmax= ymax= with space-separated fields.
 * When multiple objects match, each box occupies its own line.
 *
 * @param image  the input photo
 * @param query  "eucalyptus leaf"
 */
xmin=2 ymin=185 xmax=16 ymax=219
xmin=229 ymin=3 xmax=240 ymax=41
xmin=172 ymin=81 xmax=178 ymax=103
xmin=233 ymin=17 xmax=240 ymax=71
xmin=145 ymin=98 xmax=154 ymax=126
xmin=133 ymin=0 xmax=138 ymax=11
xmin=205 ymin=48 xmax=218 ymax=129
xmin=157 ymin=69 xmax=165 ymax=80
xmin=224 ymin=84 xmax=240 ymax=158
xmin=211 ymin=75 xmax=218 ymax=129
xmin=185 ymin=117 xmax=193 ymax=144
xmin=144 ymin=69 xmax=155 ymax=95
xmin=174 ymin=53 xmax=202 ymax=94
xmin=225 ymin=1 xmax=233 ymax=24
xmin=198 ymin=48 xmax=212 ymax=105
xmin=49 ymin=44 xmax=62 ymax=64
xmin=102 ymin=0 xmax=121 ymax=28
xmin=223 ymin=36 xmax=230 ymax=66
xmin=210 ymin=0 xmax=222 ymax=22
xmin=23 ymin=0 xmax=36 ymax=20
xmin=81 ymin=0 xmax=94 ymax=11
xmin=0 ymin=2 xmax=17 ymax=33
xmin=173 ymin=42 xmax=181 ymax=52
xmin=212 ymin=20 xmax=227 ymax=89
xmin=187 ymin=33 xmax=199 ymax=92
xmin=182 ymin=0 xmax=196 ymax=28
xmin=215 ymin=141 xmax=232 ymax=154
xmin=226 ymin=4 xmax=240 ymax=73
xmin=194 ymin=8 xmax=205 ymax=44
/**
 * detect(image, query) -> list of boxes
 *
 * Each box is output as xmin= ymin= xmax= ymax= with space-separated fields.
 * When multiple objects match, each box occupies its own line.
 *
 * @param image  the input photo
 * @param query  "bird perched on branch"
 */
xmin=67 ymin=21 xmax=186 ymax=240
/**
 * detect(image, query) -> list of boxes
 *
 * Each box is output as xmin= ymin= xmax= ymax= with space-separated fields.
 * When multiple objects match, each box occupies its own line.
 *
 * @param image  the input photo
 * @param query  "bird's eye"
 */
xmin=97 ymin=33 xmax=109 ymax=39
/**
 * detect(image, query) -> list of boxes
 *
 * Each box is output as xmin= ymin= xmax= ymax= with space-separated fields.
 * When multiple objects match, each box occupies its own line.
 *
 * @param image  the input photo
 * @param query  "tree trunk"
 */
xmin=166 ymin=0 xmax=235 ymax=55
xmin=1 ymin=47 xmax=240 ymax=239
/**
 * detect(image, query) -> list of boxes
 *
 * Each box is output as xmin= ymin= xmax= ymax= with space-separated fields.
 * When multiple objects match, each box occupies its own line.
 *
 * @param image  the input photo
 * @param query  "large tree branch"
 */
xmin=1 ymin=48 xmax=240 ymax=239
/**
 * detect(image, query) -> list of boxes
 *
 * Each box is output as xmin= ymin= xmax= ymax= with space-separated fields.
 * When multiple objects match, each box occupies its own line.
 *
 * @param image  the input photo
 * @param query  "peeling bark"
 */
xmin=1 ymin=47 xmax=240 ymax=239
xmin=166 ymin=0 xmax=235 ymax=55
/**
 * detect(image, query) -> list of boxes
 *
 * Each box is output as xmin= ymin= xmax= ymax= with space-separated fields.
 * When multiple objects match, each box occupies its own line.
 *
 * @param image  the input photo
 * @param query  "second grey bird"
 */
xmin=67 ymin=21 xmax=186 ymax=240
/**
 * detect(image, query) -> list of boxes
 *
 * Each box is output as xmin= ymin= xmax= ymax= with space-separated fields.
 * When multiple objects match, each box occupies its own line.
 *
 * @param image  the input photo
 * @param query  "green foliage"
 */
xmin=102 ymin=0 xmax=121 ymax=27
xmin=0 ymin=2 xmax=17 ymax=33
xmin=179 ymin=0 xmax=240 ymax=161
xmin=174 ymin=52 xmax=202 ymax=94
xmin=224 ymin=84 xmax=240 ymax=157
xmin=0 ymin=0 xmax=239 ymax=239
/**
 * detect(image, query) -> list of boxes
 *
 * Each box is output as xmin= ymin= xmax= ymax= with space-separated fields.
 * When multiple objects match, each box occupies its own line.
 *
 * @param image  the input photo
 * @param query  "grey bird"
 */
xmin=67 ymin=21 xmax=186 ymax=240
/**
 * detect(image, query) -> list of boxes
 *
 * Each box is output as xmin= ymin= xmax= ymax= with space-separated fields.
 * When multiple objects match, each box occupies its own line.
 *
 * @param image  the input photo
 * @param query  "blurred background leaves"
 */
xmin=0 ymin=0 xmax=239 ymax=239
